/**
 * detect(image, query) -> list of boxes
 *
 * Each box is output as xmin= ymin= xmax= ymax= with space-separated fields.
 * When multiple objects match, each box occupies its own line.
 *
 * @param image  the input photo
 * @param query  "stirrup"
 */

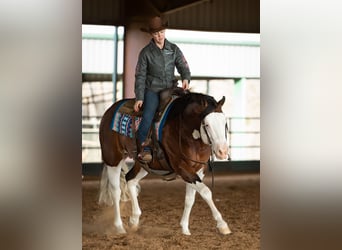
xmin=138 ymin=150 xmax=152 ymax=162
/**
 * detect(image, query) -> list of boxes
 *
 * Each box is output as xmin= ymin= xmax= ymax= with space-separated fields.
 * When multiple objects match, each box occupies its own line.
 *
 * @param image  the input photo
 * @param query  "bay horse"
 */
xmin=98 ymin=91 xmax=231 ymax=235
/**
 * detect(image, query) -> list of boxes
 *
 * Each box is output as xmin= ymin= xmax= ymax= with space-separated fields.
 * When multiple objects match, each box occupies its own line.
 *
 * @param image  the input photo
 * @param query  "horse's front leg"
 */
xmin=191 ymin=180 xmax=231 ymax=235
xmin=127 ymin=167 xmax=148 ymax=231
xmin=180 ymin=183 xmax=196 ymax=235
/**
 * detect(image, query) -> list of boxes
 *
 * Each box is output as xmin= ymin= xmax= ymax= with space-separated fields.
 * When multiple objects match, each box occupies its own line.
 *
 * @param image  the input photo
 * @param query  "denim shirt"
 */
xmin=134 ymin=39 xmax=191 ymax=101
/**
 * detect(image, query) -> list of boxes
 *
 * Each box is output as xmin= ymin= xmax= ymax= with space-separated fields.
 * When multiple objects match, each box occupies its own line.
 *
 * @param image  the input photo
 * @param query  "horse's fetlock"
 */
xmin=133 ymin=211 xmax=141 ymax=217
xmin=130 ymin=214 xmax=140 ymax=226
xmin=180 ymin=221 xmax=188 ymax=230
xmin=216 ymin=219 xmax=226 ymax=226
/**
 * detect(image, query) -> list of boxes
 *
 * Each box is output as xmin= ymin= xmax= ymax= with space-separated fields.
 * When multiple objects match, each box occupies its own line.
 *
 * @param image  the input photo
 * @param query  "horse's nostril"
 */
xmin=219 ymin=149 xmax=227 ymax=155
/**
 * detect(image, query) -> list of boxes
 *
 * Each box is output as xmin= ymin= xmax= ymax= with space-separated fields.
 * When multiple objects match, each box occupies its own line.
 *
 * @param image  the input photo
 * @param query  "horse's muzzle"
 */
xmin=214 ymin=144 xmax=229 ymax=160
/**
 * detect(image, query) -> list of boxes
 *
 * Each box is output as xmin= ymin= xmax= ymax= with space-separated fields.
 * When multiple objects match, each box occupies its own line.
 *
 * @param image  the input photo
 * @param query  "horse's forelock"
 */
xmin=198 ymin=95 xmax=220 ymax=119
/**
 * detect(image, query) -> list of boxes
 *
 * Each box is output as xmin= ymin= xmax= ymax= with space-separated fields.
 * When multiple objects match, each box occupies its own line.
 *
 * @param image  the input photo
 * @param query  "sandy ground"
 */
xmin=82 ymin=172 xmax=260 ymax=250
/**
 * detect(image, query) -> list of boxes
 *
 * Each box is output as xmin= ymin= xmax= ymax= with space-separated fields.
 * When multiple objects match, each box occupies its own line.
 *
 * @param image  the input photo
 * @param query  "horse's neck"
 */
xmin=180 ymin=114 xmax=201 ymax=134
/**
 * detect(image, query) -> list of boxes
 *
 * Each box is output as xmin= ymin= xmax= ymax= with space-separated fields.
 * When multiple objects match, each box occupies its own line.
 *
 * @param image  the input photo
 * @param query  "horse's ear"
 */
xmin=218 ymin=96 xmax=225 ymax=107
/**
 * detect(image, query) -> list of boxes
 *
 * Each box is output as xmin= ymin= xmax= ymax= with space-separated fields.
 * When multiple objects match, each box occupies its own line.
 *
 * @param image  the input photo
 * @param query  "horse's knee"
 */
xmin=111 ymin=188 xmax=121 ymax=197
xmin=184 ymin=194 xmax=195 ymax=207
xmin=127 ymin=180 xmax=137 ymax=190
xmin=198 ymin=185 xmax=212 ymax=201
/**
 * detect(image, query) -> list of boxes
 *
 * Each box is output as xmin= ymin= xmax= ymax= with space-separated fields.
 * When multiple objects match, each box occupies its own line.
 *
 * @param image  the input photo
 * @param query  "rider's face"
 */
xmin=151 ymin=29 xmax=165 ymax=45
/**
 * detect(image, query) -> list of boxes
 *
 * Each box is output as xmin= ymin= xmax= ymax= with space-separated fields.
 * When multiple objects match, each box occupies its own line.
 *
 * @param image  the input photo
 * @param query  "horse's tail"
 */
xmin=120 ymin=160 xmax=141 ymax=201
xmin=98 ymin=161 xmax=140 ymax=205
xmin=98 ymin=165 xmax=115 ymax=206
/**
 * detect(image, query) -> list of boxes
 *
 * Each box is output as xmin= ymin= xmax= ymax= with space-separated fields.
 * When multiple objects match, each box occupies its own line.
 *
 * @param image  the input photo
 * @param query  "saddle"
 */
xmin=113 ymin=87 xmax=188 ymax=173
xmin=118 ymin=87 xmax=187 ymax=120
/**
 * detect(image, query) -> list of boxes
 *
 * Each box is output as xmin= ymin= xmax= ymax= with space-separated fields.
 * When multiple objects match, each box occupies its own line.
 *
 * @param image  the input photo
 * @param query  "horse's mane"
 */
xmin=167 ymin=92 xmax=218 ymax=120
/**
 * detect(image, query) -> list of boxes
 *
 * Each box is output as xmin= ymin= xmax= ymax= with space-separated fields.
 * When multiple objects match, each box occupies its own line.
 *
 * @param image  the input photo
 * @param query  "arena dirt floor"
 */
xmin=82 ymin=171 xmax=260 ymax=250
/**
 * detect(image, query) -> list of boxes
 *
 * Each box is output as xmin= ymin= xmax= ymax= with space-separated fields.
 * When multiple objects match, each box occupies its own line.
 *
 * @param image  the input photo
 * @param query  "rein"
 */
xmin=178 ymin=116 xmax=216 ymax=187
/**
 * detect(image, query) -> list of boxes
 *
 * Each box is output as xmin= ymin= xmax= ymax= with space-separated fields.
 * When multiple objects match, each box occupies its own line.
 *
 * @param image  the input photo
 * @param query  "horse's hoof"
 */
xmin=116 ymin=226 xmax=127 ymax=234
xmin=130 ymin=224 xmax=139 ymax=232
xmin=218 ymin=226 xmax=232 ymax=235
xmin=129 ymin=218 xmax=140 ymax=232
xmin=181 ymin=229 xmax=191 ymax=235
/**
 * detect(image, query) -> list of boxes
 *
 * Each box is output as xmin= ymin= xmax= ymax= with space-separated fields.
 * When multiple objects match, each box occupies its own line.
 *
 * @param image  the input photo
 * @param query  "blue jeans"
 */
xmin=137 ymin=89 xmax=159 ymax=144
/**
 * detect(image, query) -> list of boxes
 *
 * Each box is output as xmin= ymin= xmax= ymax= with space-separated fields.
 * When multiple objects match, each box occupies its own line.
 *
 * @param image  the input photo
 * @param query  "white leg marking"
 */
xmin=118 ymin=160 xmax=130 ymax=202
xmin=180 ymin=183 xmax=196 ymax=235
xmin=106 ymin=162 xmax=126 ymax=234
xmin=127 ymin=168 xmax=148 ymax=231
xmin=197 ymin=167 xmax=205 ymax=181
xmin=191 ymin=169 xmax=231 ymax=235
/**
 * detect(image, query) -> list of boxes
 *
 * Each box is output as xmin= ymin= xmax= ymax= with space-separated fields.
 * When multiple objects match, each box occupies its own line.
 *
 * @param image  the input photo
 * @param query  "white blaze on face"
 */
xmin=200 ymin=112 xmax=229 ymax=160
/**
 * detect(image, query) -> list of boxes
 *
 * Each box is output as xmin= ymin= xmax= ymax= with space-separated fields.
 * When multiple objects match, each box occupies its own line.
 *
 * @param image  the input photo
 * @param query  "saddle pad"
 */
xmin=111 ymin=112 xmax=142 ymax=138
xmin=111 ymin=96 xmax=177 ymax=141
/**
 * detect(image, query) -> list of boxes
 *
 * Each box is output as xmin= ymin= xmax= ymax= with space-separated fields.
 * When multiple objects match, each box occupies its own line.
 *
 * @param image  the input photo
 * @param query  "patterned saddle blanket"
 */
xmin=111 ymin=97 xmax=176 ymax=142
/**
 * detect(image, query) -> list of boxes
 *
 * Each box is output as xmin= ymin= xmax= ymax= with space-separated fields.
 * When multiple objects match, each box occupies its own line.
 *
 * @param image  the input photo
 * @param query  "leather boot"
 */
xmin=137 ymin=140 xmax=152 ymax=162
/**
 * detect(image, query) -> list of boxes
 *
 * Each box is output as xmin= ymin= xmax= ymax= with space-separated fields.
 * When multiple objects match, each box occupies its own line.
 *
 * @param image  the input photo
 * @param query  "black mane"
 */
xmin=167 ymin=92 xmax=218 ymax=120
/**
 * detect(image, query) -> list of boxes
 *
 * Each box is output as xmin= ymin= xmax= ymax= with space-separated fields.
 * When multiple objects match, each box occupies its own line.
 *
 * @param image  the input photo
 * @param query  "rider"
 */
xmin=134 ymin=15 xmax=191 ymax=162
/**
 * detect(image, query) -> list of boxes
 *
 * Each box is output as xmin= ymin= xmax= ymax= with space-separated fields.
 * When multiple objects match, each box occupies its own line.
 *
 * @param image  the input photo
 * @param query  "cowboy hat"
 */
xmin=140 ymin=16 xmax=168 ymax=33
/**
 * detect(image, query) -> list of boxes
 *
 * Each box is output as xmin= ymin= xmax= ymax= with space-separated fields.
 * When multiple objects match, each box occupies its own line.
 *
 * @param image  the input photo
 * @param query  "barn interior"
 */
xmin=82 ymin=1 xmax=260 ymax=248
xmin=82 ymin=0 xmax=260 ymax=175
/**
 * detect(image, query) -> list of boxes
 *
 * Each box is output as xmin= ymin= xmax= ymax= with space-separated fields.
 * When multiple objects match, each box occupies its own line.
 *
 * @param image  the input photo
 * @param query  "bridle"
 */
xmin=201 ymin=120 xmax=213 ymax=145
xmin=178 ymin=111 xmax=229 ymax=163
xmin=200 ymin=113 xmax=229 ymax=145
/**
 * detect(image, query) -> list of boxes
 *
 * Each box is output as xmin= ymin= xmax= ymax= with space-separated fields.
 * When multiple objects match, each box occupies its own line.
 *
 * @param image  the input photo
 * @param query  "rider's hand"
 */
xmin=134 ymin=100 xmax=143 ymax=112
xmin=182 ymin=79 xmax=189 ymax=90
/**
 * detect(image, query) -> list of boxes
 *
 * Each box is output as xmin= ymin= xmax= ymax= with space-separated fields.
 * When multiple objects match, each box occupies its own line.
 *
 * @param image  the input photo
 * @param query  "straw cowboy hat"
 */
xmin=140 ymin=16 xmax=169 ymax=33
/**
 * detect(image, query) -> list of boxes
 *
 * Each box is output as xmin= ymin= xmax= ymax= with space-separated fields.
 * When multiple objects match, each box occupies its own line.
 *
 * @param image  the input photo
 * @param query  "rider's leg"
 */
xmin=137 ymin=89 xmax=159 ymax=162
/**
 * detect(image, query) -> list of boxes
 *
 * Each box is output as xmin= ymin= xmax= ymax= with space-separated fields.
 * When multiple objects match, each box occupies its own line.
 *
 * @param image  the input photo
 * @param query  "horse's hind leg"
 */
xmin=100 ymin=162 xmax=126 ymax=234
xmin=180 ymin=183 xmax=196 ymax=235
xmin=127 ymin=166 xmax=148 ymax=231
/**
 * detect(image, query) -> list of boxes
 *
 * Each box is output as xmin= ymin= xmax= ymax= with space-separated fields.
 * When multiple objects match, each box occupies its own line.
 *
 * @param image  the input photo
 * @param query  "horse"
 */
xmin=98 ymin=91 xmax=231 ymax=235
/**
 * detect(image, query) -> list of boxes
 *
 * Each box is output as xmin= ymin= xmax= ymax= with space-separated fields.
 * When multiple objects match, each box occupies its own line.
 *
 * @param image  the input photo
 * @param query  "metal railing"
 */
xmin=82 ymin=116 xmax=260 ymax=161
xmin=228 ymin=117 xmax=260 ymax=148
